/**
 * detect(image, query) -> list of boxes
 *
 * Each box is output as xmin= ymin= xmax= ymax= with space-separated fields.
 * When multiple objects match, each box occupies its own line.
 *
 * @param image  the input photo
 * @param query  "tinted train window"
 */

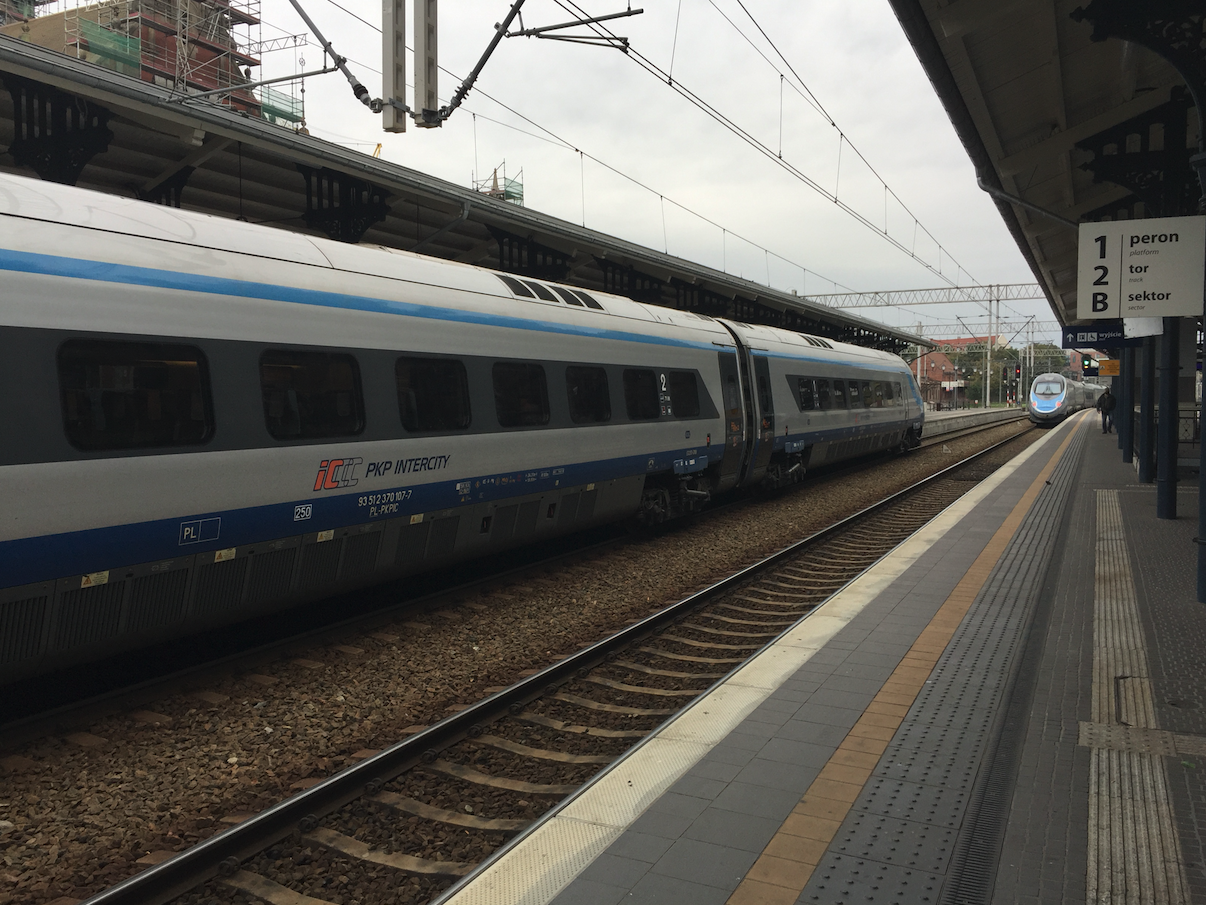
xmin=883 ymin=382 xmax=894 ymax=404
xmin=624 ymin=369 xmax=660 ymax=420
xmin=522 ymin=280 xmax=558 ymax=302
xmin=817 ymin=379 xmax=833 ymax=410
xmin=567 ymin=366 xmax=611 ymax=423
xmin=497 ymin=274 xmax=534 ymax=298
xmin=494 ymin=362 xmax=550 ymax=427
xmin=873 ymin=382 xmax=885 ymax=407
xmin=396 ymin=357 xmax=471 ymax=432
xmin=574 ymin=290 xmax=605 ymax=310
xmin=832 ymin=379 xmax=847 ymax=408
xmin=669 ymin=371 xmax=700 ymax=417
xmin=796 ymin=377 xmax=815 ymax=411
xmin=861 ymin=382 xmax=874 ymax=407
xmin=894 ymin=382 xmax=903 ymax=404
xmin=261 ymin=350 xmax=364 ymax=440
xmin=58 ymin=339 xmax=213 ymax=450
xmin=552 ymin=286 xmax=585 ymax=306
xmin=848 ymin=380 xmax=862 ymax=407
xmin=724 ymin=375 xmax=741 ymax=415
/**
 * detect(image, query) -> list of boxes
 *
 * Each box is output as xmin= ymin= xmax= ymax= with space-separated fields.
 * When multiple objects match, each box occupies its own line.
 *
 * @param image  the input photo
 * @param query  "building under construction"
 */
xmin=0 ymin=0 xmax=300 ymax=124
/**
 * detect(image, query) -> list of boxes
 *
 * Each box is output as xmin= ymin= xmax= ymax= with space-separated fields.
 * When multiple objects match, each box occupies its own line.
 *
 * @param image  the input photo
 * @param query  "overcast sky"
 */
xmin=254 ymin=0 xmax=1057 ymax=344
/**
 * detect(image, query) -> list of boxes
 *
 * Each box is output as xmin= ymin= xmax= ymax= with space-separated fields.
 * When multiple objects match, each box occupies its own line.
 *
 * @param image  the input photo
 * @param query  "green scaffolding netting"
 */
xmin=79 ymin=19 xmax=141 ymax=70
xmin=260 ymin=87 xmax=303 ymax=123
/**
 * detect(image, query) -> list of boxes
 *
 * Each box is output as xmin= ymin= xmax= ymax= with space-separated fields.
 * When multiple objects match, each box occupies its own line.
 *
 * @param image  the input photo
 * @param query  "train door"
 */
xmin=745 ymin=355 xmax=775 ymax=482
xmin=715 ymin=351 xmax=745 ymax=493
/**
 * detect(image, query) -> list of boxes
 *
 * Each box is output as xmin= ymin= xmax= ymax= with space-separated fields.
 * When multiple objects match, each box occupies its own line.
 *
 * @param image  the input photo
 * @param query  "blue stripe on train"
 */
xmin=1 ymin=420 xmax=913 ymax=589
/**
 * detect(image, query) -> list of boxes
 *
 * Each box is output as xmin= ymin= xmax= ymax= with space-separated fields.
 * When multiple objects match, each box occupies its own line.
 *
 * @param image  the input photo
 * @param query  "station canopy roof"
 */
xmin=889 ymin=0 xmax=1202 ymax=327
xmin=0 ymin=35 xmax=928 ymax=352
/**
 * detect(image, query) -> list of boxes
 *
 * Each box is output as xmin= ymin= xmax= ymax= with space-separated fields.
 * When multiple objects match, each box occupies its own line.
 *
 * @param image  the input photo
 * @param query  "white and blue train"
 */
xmin=1027 ymin=372 xmax=1102 ymax=425
xmin=0 ymin=173 xmax=924 ymax=683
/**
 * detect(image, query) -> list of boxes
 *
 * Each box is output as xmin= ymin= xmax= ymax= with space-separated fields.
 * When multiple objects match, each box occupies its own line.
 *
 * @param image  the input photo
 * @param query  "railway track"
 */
xmin=76 ymin=424 xmax=1038 ymax=905
xmin=0 ymin=415 xmax=1025 ymax=744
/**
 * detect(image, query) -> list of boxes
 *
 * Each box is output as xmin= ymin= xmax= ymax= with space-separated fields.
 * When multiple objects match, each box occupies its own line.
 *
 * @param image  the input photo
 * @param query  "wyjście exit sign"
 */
xmin=1077 ymin=215 xmax=1205 ymax=319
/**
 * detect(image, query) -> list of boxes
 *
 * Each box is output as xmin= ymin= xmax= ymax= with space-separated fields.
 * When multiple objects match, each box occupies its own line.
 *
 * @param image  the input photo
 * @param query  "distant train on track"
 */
xmin=1027 ymin=372 xmax=1103 ymax=425
xmin=0 ymin=173 xmax=924 ymax=683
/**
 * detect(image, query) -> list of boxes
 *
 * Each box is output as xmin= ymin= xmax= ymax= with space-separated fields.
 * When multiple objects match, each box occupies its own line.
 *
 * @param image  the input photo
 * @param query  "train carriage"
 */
xmin=0 ymin=173 xmax=923 ymax=682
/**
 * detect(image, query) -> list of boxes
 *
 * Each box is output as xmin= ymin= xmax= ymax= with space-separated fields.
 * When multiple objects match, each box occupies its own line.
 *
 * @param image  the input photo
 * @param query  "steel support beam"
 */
xmin=1119 ymin=344 xmax=1134 ymax=463
xmin=1139 ymin=336 xmax=1156 ymax=484
xmin=1157 ymin=317 xmax=1180 ymax=518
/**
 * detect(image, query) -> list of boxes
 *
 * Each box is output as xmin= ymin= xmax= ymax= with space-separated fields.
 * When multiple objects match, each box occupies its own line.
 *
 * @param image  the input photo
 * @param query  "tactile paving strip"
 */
xmin=829 ymin=812 xmax=956 ymax=873
xmin=801 ymin=420 xmax=1090 ymax=905
xmin=853 ymin=776 xmax=971 ymax=829
xmin=803 ymin=855 xmax=943 ymax=904
xmin=873 ymin=743 xmax=980 ymax=793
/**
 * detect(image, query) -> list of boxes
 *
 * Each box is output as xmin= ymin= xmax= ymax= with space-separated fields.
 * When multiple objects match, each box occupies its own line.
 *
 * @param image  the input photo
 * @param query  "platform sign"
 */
xmin=1060 ymin=320 xmax=1140 ymax=349
xmin=1098 ymin=360 xmax=1120 ymax=377
xmin=1077 ymin=215 xmax=1205 ymax=319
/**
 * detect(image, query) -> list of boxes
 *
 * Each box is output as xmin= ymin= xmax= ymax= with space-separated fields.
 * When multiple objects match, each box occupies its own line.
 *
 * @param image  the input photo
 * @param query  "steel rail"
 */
xmin=79 ymin=428 xmax=1033 ymax=905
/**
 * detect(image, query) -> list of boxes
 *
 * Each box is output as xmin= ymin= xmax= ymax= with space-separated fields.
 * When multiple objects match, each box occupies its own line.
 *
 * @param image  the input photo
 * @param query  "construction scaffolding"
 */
xmin=0 ymin=0 xmax=303 ymax=125
xmin=473 ymin=162 xmax=524 ymax=206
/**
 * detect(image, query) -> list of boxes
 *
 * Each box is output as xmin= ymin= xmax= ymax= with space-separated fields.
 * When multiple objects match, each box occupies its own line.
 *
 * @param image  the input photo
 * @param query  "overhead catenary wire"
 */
xmin=555 ymin=0 xmax=977 ymax=287
xmin=297 ymin=0 xmax=857 ymax=293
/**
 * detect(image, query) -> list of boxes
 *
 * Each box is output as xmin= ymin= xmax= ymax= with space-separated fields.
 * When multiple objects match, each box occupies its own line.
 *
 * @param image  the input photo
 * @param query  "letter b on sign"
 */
xmin=1092 ymin=292 xmax=1109 ymax=312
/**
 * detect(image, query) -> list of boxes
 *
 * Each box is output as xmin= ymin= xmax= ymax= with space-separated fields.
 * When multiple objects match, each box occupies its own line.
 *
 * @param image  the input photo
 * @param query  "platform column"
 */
xmin=1196 ymin=150 xmax=1206 ymax=602
xmin=1157 ymin=318 xmax=1180 ymax=518
xmin=1119 ymin=345 xmax=1134 ymax=462
xmin=1139 ymin=336 xmax=1157 ymax=483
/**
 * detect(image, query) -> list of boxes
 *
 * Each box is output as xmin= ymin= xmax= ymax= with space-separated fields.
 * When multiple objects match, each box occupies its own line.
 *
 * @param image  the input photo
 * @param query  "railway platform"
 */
xmin=436 ymin=409 xmax=1206 ymax=905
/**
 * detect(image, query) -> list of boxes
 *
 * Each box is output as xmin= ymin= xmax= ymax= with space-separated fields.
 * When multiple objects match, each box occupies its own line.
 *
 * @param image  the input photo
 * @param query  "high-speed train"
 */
xmin=1027 ymin=372 xmax=1103 ymax=424
xmin=0 ymin=173 xmax=924 ymax=683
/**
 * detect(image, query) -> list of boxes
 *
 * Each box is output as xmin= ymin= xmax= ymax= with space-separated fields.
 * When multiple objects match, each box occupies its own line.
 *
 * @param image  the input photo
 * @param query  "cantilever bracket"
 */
xmin=977 ymin=177 xmax=1080 ymax=230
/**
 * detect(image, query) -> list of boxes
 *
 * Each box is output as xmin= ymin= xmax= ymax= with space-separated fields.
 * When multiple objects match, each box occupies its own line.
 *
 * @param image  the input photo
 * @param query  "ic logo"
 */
xmin=314 ymin=457 xmax=362 ymax=491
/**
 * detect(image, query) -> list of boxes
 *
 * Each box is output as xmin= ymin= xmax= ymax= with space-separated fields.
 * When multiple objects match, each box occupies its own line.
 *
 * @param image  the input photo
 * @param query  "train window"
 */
xmin=873 ymin=382 xmax=885 ymax=407
xmin=521 ymin=280 xmax=558 ymax=302
xmin=261 ymin=350 xmax=364 ymax=440
xmin=573 ymin=290 xmax=605 ymax=310
xmin=623 ymin=369 xmax=660 ymax=420
xmin=723 ymin=375 xmax=741 ymax=415
xmin=757 ymin=374 xmax=772 ymax=413
xmin=552 ymin=286 xmax=586 ymax=306
xmin=848 ymin=380 xmax=862 ymax=407
xmin=894 ymin=382 xmax=903 ymax=404
xmin=493 ymin=363 xmax=550 ymax=427
xmin=1035 ymin=379 xmax=1063 ymax=394
xmin=796 ymin=378 xmax=815 ymax=411
xmin=668 ymin=371 xmax=701 ymax=417
xmin=817 ymin=379 xmax=833 ymax=410
xmin=497 ymin=275 xmax=535 ymax=298
xmin=861 ymin=382 xmax=874 ymax=407
xmin=396 ymin=357 xmax=471 ymax=432
xmin=566 ymin=366 xmax=611 ymax=423
xmin=58 ymin=339 xmax=213 ymax=451
xmin=832 ymin=379 xmax=847 ymax=409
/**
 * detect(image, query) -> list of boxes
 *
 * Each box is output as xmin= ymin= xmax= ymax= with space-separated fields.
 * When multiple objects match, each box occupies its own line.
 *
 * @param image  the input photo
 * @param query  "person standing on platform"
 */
xmin=1096 ymin=387 xmax=1116 ymax=433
